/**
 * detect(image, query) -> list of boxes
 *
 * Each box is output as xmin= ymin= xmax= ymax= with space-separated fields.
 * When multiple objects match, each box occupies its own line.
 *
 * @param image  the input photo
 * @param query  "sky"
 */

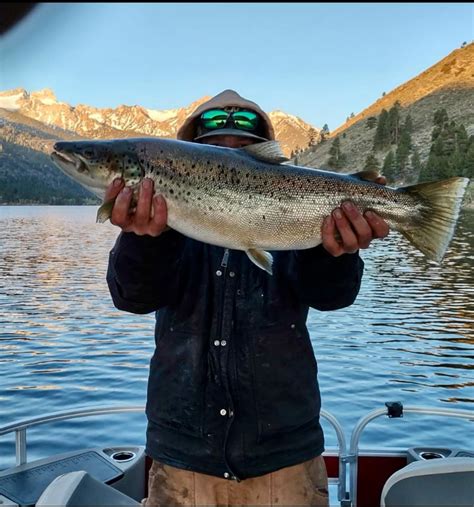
xmin=1 ymin=2 xmax=473 ymax=130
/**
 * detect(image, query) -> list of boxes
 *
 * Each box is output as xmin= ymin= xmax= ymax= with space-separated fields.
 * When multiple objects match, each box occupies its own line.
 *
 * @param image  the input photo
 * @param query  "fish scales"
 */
xmin=50 ymin=137 xmax=469 ymax=273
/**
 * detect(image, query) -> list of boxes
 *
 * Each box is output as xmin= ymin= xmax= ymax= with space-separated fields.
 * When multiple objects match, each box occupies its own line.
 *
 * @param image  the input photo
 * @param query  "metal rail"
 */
xmin=348 ymin=406 xmax=474 ymax=507
xmin=321 ymin=409 xmax=348 ymax=501
xmin=1 ymin=406 xmax=349 ymax=499
xmin=0 ymin=405 xmax=348 ymax=501
xmin=2 ymin=403 xmax=470 ymax=506
xmin=0 ymin=405 xmax=145 ymax=466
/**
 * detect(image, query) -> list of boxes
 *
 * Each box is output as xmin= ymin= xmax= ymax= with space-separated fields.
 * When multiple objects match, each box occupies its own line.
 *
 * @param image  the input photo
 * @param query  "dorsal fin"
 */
xmin=241 ymin=141 xmax=289 ymax=164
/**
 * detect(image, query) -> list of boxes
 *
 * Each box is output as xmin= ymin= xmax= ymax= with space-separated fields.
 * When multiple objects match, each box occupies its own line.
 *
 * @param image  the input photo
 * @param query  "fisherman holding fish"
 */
xmin=107 ymin=90 xmax=389 ymax=506
xmin=51 ymin=89 xmax=467 ymax=505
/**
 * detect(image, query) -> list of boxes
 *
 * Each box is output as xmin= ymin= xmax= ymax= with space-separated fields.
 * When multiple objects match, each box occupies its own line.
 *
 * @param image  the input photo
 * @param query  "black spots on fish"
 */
xmin=191 ymin=164 xmax=196 ymax=169
xmin=187 ymin=191 xmax=191 ymax=196
xmin=262 ymin=215 xmax=266 ymax=221
xmin=169 ymin=189 xmax=174 ymax=195
xmin=197 ymin=196 xmax=202 ymax=201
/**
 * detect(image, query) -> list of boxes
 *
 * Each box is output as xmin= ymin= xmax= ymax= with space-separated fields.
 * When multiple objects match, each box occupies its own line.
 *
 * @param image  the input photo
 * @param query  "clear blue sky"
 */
xmin=1 ymin=3 xmax=472 ymax=130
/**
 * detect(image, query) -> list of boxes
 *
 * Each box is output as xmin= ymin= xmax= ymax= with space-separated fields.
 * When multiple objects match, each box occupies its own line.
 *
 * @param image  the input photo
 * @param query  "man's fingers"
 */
xmin=149 ymin=195 xmax=168 ymax=235
xmin=135 ymin=179 xmax=154 ymax=227
xmin=104 ymin=178 xmax=124 ymax=202
xmin=322 ymin=216 xmax=344 ymax=257
xmin=111 ymin=186 xmax=133 ymax=226
xmin=364 ymin=211 xmax=390 ymax=239
xmin=341 ymin=201 xmax=372 ymax=249
xmin=332 ymin=208 xmax=359 ymax=253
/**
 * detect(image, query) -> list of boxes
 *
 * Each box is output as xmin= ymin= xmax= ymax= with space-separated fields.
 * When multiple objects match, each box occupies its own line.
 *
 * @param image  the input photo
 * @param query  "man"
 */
xmin=105 ymin=90 xmax=389 ymax=506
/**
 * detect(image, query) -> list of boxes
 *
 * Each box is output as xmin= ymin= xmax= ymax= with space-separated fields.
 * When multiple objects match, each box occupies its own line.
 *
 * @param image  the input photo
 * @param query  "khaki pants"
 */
xmin=141 ymin=455 xmax=329 ymax=506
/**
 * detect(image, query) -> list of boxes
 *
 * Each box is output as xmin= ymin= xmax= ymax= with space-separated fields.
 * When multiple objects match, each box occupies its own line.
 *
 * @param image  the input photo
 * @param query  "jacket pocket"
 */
xmin=250 ymin=325 xmax=320 ymax=443
xmin=146 ymin=330 xmax=206 ymax=438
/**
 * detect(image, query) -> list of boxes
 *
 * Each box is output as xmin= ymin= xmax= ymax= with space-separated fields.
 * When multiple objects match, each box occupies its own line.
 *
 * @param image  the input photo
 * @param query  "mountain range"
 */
xmin=1 ymin=42 xmax=472 ymax=204
xmin=0 ymin=89 xmax=318 ymax=156
xmin=295 ymin=43 xmax=474 ymax=175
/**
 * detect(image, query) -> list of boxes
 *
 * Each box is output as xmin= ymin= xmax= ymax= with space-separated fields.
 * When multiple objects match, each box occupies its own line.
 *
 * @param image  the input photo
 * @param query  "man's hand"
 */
xmin=104 ymin=178 xmax=168 ymax=237
xmin=322 ymin=174 xmax=390 ymax=257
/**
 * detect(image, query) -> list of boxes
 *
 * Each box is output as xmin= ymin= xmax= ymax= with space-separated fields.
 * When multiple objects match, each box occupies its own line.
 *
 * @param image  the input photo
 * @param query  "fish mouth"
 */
xmin=51 ymin=151 xmax=88 ymax=174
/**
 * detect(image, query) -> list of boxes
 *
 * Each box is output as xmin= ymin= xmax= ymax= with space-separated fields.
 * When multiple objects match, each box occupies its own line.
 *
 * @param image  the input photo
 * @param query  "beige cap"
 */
xmin=176 ymin=89 xmax=275 ymax=142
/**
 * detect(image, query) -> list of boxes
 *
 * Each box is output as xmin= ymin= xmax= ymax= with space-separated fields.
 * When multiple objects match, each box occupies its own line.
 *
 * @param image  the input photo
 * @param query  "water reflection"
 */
xmin=0 ymin=206 xmax=473 ymax=462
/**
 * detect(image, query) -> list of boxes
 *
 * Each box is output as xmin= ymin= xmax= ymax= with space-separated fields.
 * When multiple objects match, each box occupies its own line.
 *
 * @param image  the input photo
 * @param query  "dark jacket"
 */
xmin=107 ymin=230 xmax=364 ymax=480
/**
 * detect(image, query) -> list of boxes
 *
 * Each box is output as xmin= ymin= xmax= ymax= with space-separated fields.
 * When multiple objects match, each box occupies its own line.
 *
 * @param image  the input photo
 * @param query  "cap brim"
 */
xmin=194 ymin=128 xmax=268 ymax=142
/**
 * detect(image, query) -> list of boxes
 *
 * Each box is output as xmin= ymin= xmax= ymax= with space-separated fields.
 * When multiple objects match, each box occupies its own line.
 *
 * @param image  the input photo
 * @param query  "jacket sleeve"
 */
xmin=288 ymin=244 xmax=364 ymax=311
xmin=106 ymin=229 xmax=186 ymax=314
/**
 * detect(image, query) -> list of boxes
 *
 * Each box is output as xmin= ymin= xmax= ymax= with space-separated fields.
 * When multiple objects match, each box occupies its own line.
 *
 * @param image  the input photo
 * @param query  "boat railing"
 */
xmin=1 ymin=403 xmax=471 ymax=506
xmin=0 ymin=406 xmax=349 ymax=501
xmin=348 ymin=404 xmax=474 ymax=507
xmin=0 ymin=405 xmax=146 ymax=468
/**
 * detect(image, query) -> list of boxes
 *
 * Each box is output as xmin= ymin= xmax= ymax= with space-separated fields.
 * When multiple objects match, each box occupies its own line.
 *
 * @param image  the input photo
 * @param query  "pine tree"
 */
xmin=373 ymin=109 xmax=390 ymax=150
xmin=388 ymin=101 xmax=401 ymax=145
xmin=433 ymin=108 xmax=448 ymax=127
xmin=463 ymin=138 xmax=474 ymax=178
xmin=396 ymin=129 xmax=412 ymax=180
xmin=319 ymin=124 xmax=330 ymax=143
xmin=366 ymin=117 xmax=377 ymax=129
xmin=382 ymin=150 xmax=398 ymax=184
xmin=409 ymin=149 xmax=422 ymax=183
xmin=363 ymin=153 xmax=380 ymax=172
xmin=308 ymin=127 xmax=319 ymax=146
xmin=327 ymin=137 xmax=347 ymax=170
xmin=404 ymin=114 xmax=413 ymax=134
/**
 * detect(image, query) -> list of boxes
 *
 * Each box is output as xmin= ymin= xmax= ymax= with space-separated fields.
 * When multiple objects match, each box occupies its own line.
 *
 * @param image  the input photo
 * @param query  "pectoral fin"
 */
xmin=246 ymin=248 xmax=274 ymax=275
xmin=96 ymin=200 xmax=115 ymax=223
xmin=351 ymin=170 xmax=382 ymax=182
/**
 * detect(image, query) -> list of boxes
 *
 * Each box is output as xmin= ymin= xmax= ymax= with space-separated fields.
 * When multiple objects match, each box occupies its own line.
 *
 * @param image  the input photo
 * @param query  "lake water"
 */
xmin=0 ymin=206 xmax=473 ymax=470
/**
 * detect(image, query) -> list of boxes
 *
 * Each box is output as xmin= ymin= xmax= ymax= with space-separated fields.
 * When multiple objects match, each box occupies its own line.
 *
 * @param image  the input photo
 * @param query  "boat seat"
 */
xmin=380 ymin=457 xmax=474 ymax=506
xmin=36 ymin=470 xmax=141 ymax=506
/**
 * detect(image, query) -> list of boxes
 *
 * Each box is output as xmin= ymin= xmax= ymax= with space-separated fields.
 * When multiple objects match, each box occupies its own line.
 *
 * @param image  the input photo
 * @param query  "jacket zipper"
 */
xmin=221 ymin=248 xmax=229 ymax=269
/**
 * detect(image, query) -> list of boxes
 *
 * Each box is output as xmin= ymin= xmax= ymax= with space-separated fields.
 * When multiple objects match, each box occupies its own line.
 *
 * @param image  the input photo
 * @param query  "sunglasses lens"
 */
xmin=200 ymin=109 xmax=259 ymax=132
xmin=201 ymin=109 xmax=229 ymax=129
xmin=232 ymin=111 xmax=259 ymax=130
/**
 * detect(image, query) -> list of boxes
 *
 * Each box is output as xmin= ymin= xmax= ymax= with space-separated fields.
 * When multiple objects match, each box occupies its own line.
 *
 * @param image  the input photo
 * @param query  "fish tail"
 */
xmin=399 ymin=177 xmax=469 ymax=262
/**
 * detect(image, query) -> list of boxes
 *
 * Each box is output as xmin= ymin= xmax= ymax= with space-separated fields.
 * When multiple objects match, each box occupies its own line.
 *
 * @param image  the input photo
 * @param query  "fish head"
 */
xmin=51 ymin=140 xmax=144 ymax=198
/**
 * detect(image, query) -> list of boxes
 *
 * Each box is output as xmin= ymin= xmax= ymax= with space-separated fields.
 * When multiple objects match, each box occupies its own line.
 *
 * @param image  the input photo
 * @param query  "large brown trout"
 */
xmin=51 ymin=138 xmax=469 ymax=274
